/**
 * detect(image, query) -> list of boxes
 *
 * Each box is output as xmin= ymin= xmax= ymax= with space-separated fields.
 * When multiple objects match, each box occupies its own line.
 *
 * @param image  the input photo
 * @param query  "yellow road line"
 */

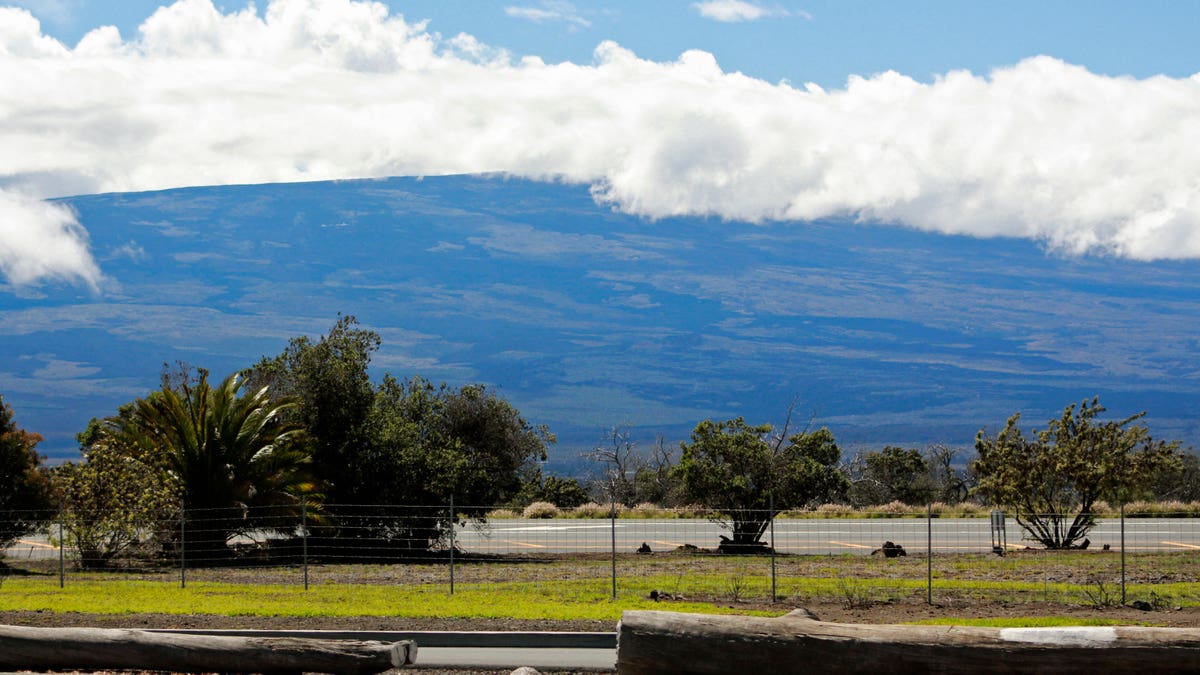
xmin=500 ymin=540 xmax=546 ymax=549
xmin=650 ymin=540 xmax=686 ymax=548
xmin=15 ymin=539 xmax=56 ymax=549
xmin=828 ymin=540 xmax=874 ymax=550
xmin=1162 ymin=540 xmax=1200 ymax=550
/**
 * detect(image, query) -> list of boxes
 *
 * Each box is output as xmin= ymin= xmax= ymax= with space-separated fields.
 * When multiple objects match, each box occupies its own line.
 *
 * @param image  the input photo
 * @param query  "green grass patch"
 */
xmin=0 ymin=576 xmax=775 ymax=622
xmin=3 ymin=549 xmax=1196 ymax=621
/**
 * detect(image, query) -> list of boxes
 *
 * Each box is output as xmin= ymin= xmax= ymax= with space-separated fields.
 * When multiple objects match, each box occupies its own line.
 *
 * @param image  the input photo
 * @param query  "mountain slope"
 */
xmin=2 ymin=174 xmax=1197 ymax=468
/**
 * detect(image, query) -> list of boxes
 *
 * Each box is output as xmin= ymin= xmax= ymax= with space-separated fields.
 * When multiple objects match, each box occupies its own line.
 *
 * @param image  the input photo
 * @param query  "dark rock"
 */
xmin=872 ymin=541 xmax=907 ymax=558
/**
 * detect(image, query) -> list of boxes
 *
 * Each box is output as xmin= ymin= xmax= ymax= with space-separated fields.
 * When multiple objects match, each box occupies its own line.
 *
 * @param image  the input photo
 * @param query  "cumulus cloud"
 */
xmin=2 ymin=0 xmax=75 ymax=27
xmin=0 ymin=189 xmax=102 ymax=289
xmin=1 ymin=0 xmax=1199 ymax=275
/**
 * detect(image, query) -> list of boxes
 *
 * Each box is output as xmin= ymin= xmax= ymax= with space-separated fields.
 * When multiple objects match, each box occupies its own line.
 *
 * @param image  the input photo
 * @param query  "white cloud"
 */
xmin=1 ymin=0 xmax=1199 ymax=279
xmin=31 ymin=355 xmax=101 ymax=379
xmin=105 ymin=242 xmax=146 ymax=262
xmin=1 ymin=1 xmax=76 ymax=29
xmin=0 ymin=188 xmax=102 ymax=289
xmin=693 ymin=0 xmax=800 ymax=23
xmin=0 ymin=4 xmax=69 ymax=56
xmin=505 ymin=2 xmax=591 ymax=29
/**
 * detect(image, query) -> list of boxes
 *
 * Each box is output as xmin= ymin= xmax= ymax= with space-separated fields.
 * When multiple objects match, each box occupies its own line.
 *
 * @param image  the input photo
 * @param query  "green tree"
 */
xmin=848 ymin=446 xmax=932 ymax=507
xmin=0 ymin=394 xmax=54 ymax=553
xmin=517 ymin=475 xmax=590 ymax=509
xmin=973 ymin=397 xmax=1179 ymax=549
xmin=57 ymin=418 xmax=179 ymax=568
xmin=247 ymin=314 xmax=379 ymax=504
xmin=103 ymin=369 xmax=316 ymax=562
xmin=674 ymin=417 xmax=847 ymax=552
xmin=1144 ymin=450 xmax=1200 ymax=503
xmin=440 ymin=382 xmax=552 ymax=504
xmin=249 ymin=318 xmax=555 ymax=554
xmin=348 ymin=375 xmax=553 ymax=550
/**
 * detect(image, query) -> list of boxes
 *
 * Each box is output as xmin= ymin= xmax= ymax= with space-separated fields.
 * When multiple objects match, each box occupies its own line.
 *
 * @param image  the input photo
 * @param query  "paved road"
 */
xmin=461 ymin=517 xmax=1200 ymax=555
xmin=3 ymin=535 xmax=58 ymax=561
xmin=7 ymin=518 xmax=1199 ymax=560
xmin=143 ymin=629 xmax=617 ymax=672
xmin=415 ymin=646 xmax=613 ymax=670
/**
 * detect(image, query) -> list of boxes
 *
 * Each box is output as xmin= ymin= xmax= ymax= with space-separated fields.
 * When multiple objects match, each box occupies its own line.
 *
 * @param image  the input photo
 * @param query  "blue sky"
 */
xmin=12 ymin=0 xmax=1200 ymax=88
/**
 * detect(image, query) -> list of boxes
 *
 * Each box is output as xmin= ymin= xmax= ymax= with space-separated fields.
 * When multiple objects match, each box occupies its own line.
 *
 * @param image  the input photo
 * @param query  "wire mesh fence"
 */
xmin=2 ymin=503 xmax=1198 ymax=608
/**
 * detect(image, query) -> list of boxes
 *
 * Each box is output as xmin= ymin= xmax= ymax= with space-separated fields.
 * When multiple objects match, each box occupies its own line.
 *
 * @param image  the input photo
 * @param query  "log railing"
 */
xmin=617 ymin=609 xmax=1200 ymax=674
xmin=0 ymin=624 xmax=415 ymax=674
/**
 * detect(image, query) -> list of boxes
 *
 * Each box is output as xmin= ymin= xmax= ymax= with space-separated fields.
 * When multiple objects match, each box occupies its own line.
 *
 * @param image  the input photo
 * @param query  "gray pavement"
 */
xmin=458 ymin=516 xmax=1200 ymax=555
xmin=145 ymin=629 xmax=616 ymax=672
xmin=7 ymin=517 xmax=1199 ymax=560
xmin=413 ymin=646 xmax=614 ymax=670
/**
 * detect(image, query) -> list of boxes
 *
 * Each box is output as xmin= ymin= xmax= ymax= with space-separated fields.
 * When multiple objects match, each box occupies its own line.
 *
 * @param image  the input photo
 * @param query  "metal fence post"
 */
xmin=1120 ymin=502 xmax=1126 ymax=605
xmin=610 ymin=495 xmax=617 ymax=600
xmin=302 ymin=499 xmax=309 ymax=591
xmin=58 ymin=517 xmax=64 ymax=588
xmin=926 ymin=503 xmax=932 ymax=605
xmin=449 ymin=494 xmax=455 ymax=596
xmin=769 ymin=495 xmax=777 ymax=603
xmin=180 ymin=502 xmax=186 ymax=589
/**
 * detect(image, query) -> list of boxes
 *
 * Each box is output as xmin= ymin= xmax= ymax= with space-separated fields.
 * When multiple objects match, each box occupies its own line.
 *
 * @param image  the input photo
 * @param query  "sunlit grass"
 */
xmin=0 ymin=576 xmax=776 ymax=622
xmin=2 ymin=549 xmax=1196 ymax=621
xmin=3 ymin=569 xmax=1197 ymax=622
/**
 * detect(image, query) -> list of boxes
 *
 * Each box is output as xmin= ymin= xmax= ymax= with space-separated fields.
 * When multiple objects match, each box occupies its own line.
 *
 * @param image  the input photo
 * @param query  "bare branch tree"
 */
xmin=586 ymin=425 xmax=639 ymax=506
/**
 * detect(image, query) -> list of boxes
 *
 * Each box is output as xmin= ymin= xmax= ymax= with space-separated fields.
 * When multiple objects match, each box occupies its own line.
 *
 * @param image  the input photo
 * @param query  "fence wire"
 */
xmin=2 ymin=504 xmax=1198 ymax=608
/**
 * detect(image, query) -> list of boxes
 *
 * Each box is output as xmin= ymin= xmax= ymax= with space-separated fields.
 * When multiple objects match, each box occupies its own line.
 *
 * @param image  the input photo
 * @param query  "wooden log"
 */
xmin=0 ymin=624 xmax=415 ymax=674
xmin=617 ymin=609 xmax=1200 ymax=674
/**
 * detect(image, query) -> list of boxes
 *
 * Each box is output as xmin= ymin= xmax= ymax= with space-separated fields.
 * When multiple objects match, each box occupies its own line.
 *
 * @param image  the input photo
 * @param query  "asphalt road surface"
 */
xmin=415 ymin=646 xmax=614 ymax=670
xmin=457 ymin=517 xmax=1200 ymax=555
xmin=6 ymin=518 xmax=1199 ymax=560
